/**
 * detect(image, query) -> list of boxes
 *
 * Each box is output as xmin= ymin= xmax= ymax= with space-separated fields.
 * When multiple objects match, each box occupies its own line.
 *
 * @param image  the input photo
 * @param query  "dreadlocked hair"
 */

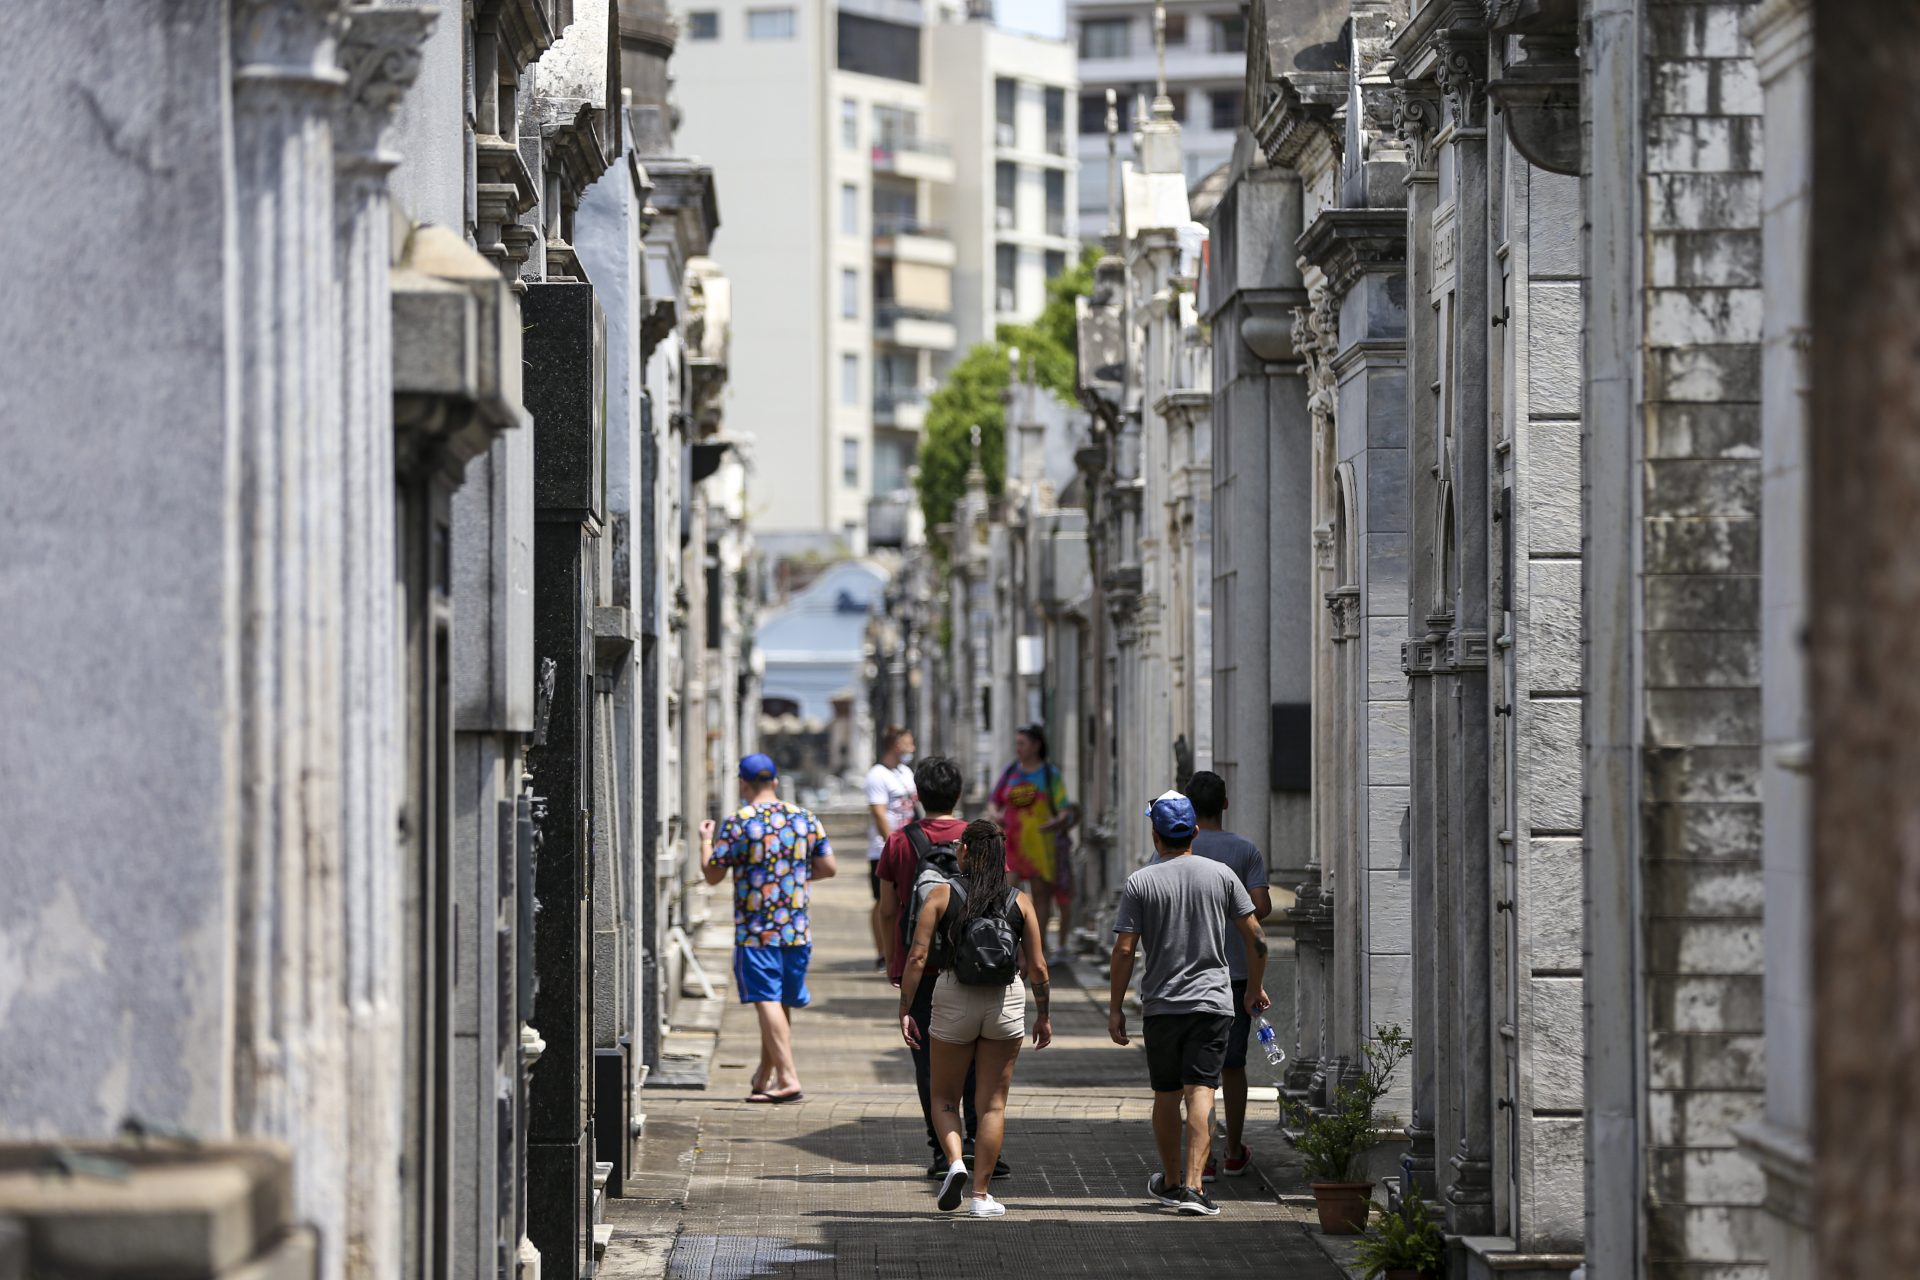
xmin=956 ymin=817 xmax=1012 ymax=923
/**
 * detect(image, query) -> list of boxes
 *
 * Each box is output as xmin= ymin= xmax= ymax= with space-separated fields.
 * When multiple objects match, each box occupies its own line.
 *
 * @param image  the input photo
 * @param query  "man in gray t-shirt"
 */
xmin=1109 ymin=790 xmax=1268 ymax=1216
xmin=1184 ymin=770 xmax=1272 ymax=1180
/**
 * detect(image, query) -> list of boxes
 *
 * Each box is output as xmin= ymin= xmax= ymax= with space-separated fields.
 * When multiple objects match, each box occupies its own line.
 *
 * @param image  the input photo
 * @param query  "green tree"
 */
xmin=915 ymin=245 xmax=1101 ymax=541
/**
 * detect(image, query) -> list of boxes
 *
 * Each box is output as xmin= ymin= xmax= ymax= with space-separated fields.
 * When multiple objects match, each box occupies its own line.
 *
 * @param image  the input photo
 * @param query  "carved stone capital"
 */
xmin=1392 ymin=87 xmax=1444 ymax=175
xmin=1433 ymin=32 xmax=1489 ymax=129
xmin=1298 ymin=207 xmax=1409 ymax=303
xmin=233 ymin=0 xmax=347 ymax=86
xmin=334 ymin=6 xmax=437 ymax=161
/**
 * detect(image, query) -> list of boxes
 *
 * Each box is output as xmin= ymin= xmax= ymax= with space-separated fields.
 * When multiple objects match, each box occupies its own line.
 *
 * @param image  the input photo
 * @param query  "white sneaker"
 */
xmin=968 ymin=1194 xmax=1007 ymax=1218
xmin=937 ymin=1162 xmax=970 ymax=1212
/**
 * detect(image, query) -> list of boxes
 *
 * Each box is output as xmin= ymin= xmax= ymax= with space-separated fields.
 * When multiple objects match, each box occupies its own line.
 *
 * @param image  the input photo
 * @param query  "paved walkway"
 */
xmin=607 ymin=868 xmax=1345 ymax=1279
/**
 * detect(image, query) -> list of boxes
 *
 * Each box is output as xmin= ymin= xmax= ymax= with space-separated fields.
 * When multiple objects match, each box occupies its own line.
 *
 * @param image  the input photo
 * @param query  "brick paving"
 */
xmin=607 ymin=868 xmax=1345 ymax=1279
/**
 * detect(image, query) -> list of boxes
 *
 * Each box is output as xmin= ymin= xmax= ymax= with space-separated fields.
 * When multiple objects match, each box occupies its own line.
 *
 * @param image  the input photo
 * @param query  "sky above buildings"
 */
xmin=995 ymin=0 xmax=1065 ymax=39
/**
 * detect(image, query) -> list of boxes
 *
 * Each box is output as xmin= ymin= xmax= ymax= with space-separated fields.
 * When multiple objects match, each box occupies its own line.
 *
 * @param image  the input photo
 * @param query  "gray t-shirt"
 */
xmin=1113 ymin=854 xmax=1257 ymax=1017
xmin=1192 ymin=830 xmax=1268 ymax=979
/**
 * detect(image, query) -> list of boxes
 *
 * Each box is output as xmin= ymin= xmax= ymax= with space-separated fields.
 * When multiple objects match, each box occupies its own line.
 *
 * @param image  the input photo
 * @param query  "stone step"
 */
xmin=592 ymin=1223 xmax=612 ymax=1263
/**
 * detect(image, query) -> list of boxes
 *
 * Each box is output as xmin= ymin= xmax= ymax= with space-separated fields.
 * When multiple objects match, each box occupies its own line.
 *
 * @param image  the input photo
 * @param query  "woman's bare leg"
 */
xmin=928 ymin=1037 xmax=974 ymax=1168
xmin=970 ymin=1036 xmax=1023 ymax=1196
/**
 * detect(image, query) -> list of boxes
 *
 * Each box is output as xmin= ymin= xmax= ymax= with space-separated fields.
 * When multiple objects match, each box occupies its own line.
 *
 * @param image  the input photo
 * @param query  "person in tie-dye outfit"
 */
xmin=991 ymin=724 xmax=1079 ymax=966
xmin=700 ymin=752 xmax=837 ymax=1103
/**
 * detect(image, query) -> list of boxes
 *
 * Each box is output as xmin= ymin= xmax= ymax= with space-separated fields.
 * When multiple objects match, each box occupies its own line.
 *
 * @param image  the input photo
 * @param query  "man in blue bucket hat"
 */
xmin=1107 ymin=789 xmax=1270 ymax=1216
xmin=700 ymin=752 xmax=838 ymax=1103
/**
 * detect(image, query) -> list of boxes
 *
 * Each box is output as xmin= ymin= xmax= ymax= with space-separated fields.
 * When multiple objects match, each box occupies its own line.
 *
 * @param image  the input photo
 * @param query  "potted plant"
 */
xmin=1354 ymin=1188 xmax=1446 ymax=1279
xmin=1282 ymin=1024 xmax=1411 ymax=1234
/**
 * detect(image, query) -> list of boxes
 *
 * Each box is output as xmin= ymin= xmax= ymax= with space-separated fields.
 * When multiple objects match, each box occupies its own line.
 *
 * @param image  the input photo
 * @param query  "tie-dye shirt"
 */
xmin=710 ymin=799 xmax=834 ymax=947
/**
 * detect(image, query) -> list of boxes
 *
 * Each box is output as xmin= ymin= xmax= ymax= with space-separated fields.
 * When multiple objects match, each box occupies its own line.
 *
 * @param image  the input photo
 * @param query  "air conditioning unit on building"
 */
xmin=995 ymin=206 xmax=1015 ymax=230
xmin=997 ymin=287 xmax=1017 ymax=313
xmin=996 ymin=122 xmax=1016 ymax=148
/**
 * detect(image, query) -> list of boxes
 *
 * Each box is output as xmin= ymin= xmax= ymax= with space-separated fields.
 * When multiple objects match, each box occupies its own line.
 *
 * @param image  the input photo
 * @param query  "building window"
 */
xmin=996 ymin=244 xmax=1017 ymax=313
xmin=1163 ymin=12 xmax=1188 ymax=44
xmin=1209 ymin=89 xmax=1244 ymax=130
xmin=872 ymin=178 xmax=915 ymax=232
xmin=1044 ymin=86 xmax=1066 ymax=154
xmin=842 ymin=98 xmax=859 ymax=149
xmin=1078 ymin=16 xmax=1130 ymax=59
xmin=1045 ymin=249 xmax=1067 ymax=281
xmin=842 ymin=353 xmax=860 ymax=405
xmin=1167 ymin=89 xmax=1188 ymax=123
xmin=841 ymin=268 xmax=859 ymax=318
xmin=747 ymin=7 xmax=795 ymax=39
xmin=841 ymin=183 xmax=859 ymax=235
xmin=1210 ymin=12 xmax=1246 ymax=54
xmin=838 ymin=11 xmax=921 ymax=82
xmin=995 ymin=161 xmax=1016 ymax=227
xmin=995 ymin=77 xmax=1017 ymax=147
xmin=842 ymin=438 xmax=861 ymax=489
xmin=686 ymin=10 xmax=719 ymax=39
xmin=874 ymin=435 xmax=913 ymax=495
xmin=873 ymin=104 xmax=919 ymax=152
xmin=1080 ymin=91 xmax=1133 ymax=135
xmin=1045 ymin=169 xmax=1067 ymax=237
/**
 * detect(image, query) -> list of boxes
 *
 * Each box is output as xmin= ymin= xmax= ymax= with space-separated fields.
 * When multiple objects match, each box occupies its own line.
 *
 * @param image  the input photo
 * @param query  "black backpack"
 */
xmin=944 ymin=878 xmax=1024 ymax=987
xmin=901 ymin=822 xmax=962 ymax=964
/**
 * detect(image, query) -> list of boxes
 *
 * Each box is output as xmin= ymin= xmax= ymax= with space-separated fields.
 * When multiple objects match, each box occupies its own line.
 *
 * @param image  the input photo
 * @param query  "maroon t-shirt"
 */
xmin=879 ymin=815 xmax=969 ymax=983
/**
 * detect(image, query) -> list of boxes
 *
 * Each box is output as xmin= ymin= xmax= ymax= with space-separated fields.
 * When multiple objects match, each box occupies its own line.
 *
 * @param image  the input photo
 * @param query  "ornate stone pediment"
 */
xmin=1298 ymin=208 xmax=1408 ymax=302
xmin=1246 ymin=0 xmax=1348 ymax=170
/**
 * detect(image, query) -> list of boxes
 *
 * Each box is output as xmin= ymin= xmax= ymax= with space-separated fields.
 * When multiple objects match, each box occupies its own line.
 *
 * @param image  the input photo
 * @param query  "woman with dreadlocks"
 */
xmin=899 ymin=818 xmax=1053 ymax=1218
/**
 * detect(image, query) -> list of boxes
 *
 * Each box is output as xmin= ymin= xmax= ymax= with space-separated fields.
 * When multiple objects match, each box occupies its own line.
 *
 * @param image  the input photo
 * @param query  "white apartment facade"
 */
xmin=674 ymin=1 xmax=1075 ymax=550
xmin=1067 ymin=0 xmax=1244 ymax=235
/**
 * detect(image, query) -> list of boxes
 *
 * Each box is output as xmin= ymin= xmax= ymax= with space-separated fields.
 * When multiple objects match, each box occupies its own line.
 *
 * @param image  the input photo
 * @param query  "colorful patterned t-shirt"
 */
xmin=710 ymin=799 xmax=834 ymax=947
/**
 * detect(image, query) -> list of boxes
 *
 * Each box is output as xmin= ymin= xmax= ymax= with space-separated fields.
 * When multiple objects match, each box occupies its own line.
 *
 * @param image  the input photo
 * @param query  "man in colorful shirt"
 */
xmin=699 ymin=752 xmax=837 ymax=1103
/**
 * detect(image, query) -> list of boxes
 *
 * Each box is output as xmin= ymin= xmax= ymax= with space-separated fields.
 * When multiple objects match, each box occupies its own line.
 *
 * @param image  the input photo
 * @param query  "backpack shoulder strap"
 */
xmin=905 ymin=820 xmax=931 ymax=862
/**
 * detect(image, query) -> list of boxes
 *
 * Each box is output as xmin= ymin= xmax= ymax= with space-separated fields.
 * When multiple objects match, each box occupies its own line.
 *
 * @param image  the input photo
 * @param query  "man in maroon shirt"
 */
xmin=877 ymin=755 xmax=1006 ymax=1179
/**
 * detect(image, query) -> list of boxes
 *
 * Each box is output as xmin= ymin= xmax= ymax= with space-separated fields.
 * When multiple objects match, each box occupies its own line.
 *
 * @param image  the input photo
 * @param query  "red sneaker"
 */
xmin=1201 ymin=1156 xmax=1217 ymax=1183
xmin=1222 ymin=1144 xmax=1253 ymax=1177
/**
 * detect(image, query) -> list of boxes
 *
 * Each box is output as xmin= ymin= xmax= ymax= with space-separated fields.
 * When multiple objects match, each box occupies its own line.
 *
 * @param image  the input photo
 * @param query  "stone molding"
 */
xmin=1297 ymin=208 xmax=1409 ymax=302
xmin=233 ymin=0 xmax=347 ymax=84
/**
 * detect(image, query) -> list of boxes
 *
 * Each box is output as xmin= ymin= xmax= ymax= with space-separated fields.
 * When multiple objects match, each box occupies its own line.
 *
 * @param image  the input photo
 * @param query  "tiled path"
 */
xmin=605 ymin=869 xmax=1344 ymax=1279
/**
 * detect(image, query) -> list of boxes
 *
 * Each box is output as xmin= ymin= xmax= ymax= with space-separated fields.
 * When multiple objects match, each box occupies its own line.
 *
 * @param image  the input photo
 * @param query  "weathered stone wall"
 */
xmin=1638 ymin=2 xmax=1769 ymax=1272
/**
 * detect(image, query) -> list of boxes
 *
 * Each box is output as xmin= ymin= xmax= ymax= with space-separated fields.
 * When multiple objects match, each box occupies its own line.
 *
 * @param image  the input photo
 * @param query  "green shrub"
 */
xmin=1282 ymin=1024 xmax=1411 ymax=1183
xmin=1353 ymin=1188 xmax=1446 ymax=1278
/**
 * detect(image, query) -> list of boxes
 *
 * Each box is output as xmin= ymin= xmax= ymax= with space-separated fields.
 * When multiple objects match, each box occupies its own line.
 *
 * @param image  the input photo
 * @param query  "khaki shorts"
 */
xmin=929 ymin=972 xmax=1026 ymax=1044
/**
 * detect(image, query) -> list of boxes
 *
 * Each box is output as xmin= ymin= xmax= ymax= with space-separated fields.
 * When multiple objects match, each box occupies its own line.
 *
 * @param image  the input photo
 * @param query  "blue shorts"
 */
xmin=734 ymin=944 xmax=812 ymax=1007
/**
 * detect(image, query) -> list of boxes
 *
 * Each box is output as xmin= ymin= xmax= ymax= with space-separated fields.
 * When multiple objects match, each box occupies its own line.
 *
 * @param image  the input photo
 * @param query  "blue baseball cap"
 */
xmin=738 ymin=752 xmax=778 ymax=782
xmin=1145 ymin=789 xmax=1197 ymax=840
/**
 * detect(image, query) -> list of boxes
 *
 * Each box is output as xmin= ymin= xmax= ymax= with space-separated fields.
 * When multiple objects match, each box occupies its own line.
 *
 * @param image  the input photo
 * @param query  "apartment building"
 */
xmin=674 ymin=1 xmax=1075 ymax=552
xmin=1068 ymin=0 xmax=1245 ymax=234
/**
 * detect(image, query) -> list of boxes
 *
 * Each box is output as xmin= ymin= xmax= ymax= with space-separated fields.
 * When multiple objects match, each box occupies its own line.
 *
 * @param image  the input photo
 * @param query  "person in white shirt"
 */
xmin=864 ymin=726 xmax=919 ymax=970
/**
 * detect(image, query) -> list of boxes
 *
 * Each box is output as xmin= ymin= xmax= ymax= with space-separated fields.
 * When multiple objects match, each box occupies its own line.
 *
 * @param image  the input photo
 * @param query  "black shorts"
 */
xmin=1143 ymin=1011 xmax=1234 ymax=1093
xmin=869 ymin=861 xmax=882 ymax=900
xmin=1225 ymin=980 xmax=1251 ymax=1070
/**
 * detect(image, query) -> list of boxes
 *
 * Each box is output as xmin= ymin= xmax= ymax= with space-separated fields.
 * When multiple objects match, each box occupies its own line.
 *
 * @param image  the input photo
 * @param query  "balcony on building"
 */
xmin=875 ymin=303 xmax=957 ymax=351
xmin=872 ymin=216 xmax=957 ymax=268
xmin=870 ymin=135 xmax=955 ymax=185
xmin=873 ymin=383 xmax=928 ymax=431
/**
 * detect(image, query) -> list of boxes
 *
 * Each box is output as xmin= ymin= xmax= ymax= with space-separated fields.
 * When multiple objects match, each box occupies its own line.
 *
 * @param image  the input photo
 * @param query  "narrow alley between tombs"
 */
xmin=601 ymin=868 xmax=1345 ymax=1280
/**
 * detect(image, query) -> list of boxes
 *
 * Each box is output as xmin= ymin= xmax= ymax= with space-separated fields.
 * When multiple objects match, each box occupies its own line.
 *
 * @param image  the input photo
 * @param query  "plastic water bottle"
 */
xmin=1255 ymin=1015 xmax=1286 ymax=1068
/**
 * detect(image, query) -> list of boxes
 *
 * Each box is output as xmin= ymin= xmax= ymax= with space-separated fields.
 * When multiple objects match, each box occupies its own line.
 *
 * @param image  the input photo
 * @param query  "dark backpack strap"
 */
xmin=905 ymin=820 xmax=931 ymax=862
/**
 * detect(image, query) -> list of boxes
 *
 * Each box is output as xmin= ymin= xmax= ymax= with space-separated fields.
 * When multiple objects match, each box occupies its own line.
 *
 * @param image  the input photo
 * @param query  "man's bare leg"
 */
xmin=1152 ymin=1090 xmax=1185 ymax=1190
xmin=1221 ymin=1066 xmax=1249 ymax=1160
xmin=755 ymin=1001 xmax=800 ymax=1094
xmin=1181 ymin=1084 xmax=1214 ymax=1190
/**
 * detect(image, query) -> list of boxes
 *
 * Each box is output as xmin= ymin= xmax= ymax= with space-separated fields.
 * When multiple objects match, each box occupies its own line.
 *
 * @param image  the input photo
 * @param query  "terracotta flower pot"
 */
xmin=1310 ymin=1180 xmax=1373 ymax=1234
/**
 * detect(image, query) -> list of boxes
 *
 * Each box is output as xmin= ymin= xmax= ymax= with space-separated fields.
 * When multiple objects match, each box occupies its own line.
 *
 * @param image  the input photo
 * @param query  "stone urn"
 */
xmin=1311 ymin=1180 xmax=1374 ymax=1234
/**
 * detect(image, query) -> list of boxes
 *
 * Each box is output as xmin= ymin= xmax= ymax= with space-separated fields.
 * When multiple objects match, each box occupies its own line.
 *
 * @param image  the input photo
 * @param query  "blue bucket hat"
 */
xmin=738 ymin=752 xmax=778 ymax=782
xmin=1145 ymin=789 xmax=1197 ymax=840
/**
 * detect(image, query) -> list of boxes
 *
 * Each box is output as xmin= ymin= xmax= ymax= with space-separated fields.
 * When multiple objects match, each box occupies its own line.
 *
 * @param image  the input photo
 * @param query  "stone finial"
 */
xmin=1153 ymin=3 xmax=1169 ymax=106
xmin=1105 ymin=89 xmax=1121 ymax=237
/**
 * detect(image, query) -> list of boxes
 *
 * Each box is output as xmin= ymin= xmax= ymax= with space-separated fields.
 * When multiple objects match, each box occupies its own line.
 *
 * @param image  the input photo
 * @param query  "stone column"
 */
xmin=332 ymin=8 xmax=436 ymax=1275
xmin=228 ymin=0 xmax=352 ymax=1265
xmin=1395 ymin=83 xmax=1444 ymax=1202
xmin=1808 ymin=3 xmax=1920 ymax=1275
xmin=1435 ymin=30 xmax=1496 ymax=1236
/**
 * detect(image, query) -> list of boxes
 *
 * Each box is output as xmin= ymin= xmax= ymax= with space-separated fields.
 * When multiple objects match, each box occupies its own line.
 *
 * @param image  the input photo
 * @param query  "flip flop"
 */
xmin=745 ymin=1091 xmax=777 ymax=1103
xmin=764 ymin=1090 xmax=805 ymax=1104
